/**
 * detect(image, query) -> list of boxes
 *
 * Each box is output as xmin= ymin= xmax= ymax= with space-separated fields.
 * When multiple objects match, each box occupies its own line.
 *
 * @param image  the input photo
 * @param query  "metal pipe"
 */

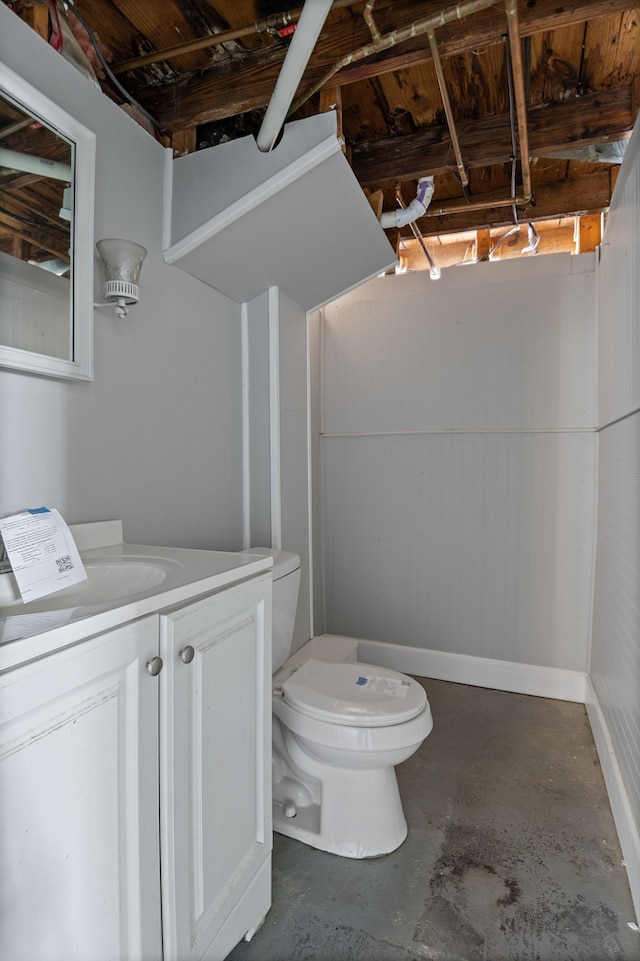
xmin=428 ymin=193 xmax=530 ymax=216
xmin=363 ymin=0 xmax=383 ymax=48
xmin=114 ymin=24 xmax=265 ymax=72
xmin=422 ymin=0 xmax=532 ymax=223
xmin=428 ymin=30 xmax=468 ymax=187
xmin=257 ymin=0 xmax=334 ymax=151
xmin=112 ymin=0 xmax=355 ymax=75
xmin=505 ymin=0 xmax=531 ymax=201
xmin=0 ymin=117 xmax=32 ymax=138
xmin=289 ymin=0 xmax=503 ymax=117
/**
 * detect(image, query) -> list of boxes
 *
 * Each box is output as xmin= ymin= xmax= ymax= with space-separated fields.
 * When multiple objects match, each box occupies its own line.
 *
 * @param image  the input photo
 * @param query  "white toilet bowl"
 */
xmin=247 ymin=546 xmax=433 ymax=859
xmin=272 ymin=657 xmax=433 ymax=858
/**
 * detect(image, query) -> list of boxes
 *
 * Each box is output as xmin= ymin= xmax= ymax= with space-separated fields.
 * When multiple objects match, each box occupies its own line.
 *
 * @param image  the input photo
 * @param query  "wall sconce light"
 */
xmin=95 ymin=238 xmax=147 ymax=318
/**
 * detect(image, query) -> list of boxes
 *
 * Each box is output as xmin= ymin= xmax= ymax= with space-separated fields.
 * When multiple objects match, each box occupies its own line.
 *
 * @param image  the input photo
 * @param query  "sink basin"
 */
xmin=0 ymin=555 xmax=181 ymax=616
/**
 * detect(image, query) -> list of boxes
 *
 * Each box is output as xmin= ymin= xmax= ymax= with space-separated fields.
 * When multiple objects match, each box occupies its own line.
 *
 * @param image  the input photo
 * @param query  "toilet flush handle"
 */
xmin=179 ymin=645 xmax=195 ymax=664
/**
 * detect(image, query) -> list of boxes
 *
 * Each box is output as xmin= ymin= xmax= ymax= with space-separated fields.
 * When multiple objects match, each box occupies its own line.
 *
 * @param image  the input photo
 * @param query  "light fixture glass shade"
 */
xmin=96 ymin=238 xmax=147 ymax=307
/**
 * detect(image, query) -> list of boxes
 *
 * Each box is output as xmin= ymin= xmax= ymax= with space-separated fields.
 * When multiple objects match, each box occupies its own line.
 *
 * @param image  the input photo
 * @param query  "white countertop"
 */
xmin=0 ymin=531 xmax=272 ymax=673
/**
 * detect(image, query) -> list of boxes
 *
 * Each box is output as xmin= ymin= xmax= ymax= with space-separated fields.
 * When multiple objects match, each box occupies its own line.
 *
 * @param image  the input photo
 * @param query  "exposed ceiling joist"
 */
xmin=4 ymin=0 xmax=640 ymax=268
xmin=133 ymin=0 xmax=637 ymax=132
xmin=419 ymin=165 xmax=616 ymax=233
xmin=352 ymin=86 xmax=636 ymax=184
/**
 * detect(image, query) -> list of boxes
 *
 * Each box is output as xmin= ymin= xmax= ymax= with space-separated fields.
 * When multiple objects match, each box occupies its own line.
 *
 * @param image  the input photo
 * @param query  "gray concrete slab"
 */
xmin=228 ymin=679 xmax=640 ymax=961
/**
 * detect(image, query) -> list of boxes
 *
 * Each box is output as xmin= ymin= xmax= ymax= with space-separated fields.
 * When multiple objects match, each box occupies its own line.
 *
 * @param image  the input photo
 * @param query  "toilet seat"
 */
xmin=281 ymin=659 xmax=426 ymax=727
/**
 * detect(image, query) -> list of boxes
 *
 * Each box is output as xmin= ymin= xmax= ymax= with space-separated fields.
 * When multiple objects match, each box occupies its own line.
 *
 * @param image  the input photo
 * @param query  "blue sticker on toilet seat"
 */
xmin=354 ymin=674 xmax=410 ymax=697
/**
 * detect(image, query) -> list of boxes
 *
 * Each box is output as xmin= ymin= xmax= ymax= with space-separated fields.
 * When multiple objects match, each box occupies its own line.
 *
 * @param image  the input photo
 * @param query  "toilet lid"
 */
xmin=282 ymin=659 xmax=427 ymax=727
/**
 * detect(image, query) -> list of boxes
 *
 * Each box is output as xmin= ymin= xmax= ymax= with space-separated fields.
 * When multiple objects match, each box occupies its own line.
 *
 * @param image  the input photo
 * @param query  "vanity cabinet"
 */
xmin=0 ymin=571 xmax=272 ymax=961
xmin=0 ymin=615 xmax=163 ymax=961
xmin=159 ymin=575 xmax=272 ymax=961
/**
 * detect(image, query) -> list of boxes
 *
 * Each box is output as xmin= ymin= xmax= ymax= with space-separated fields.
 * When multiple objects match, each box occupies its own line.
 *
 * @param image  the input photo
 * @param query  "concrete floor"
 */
xmin=228 ymin=678 xmax=640 ymax=961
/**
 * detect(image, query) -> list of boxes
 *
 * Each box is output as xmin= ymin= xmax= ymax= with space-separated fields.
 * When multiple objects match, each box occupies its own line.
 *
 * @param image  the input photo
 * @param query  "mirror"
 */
xmin=0 ymin=64 xmax=95 ymax=380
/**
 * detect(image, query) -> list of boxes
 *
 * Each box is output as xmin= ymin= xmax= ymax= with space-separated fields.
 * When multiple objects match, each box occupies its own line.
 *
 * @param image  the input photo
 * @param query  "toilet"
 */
xmin=250 ymin=547 xmax=433 ymax=860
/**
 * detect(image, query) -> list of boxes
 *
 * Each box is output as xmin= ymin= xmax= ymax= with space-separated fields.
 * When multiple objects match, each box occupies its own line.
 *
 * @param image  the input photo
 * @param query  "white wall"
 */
xmin=242 ymin=288 xmax=312 ymax=652
xmin=278 ymin=292 xmax=311 ymax=652
xmin=319 ymin=255 xmax=596 ymax=689
xmin=245 ymin=291 xmax=273 ymax=549
xmin=589 ymin=115 xmax=640 ymax=920
xmin=308 ymin=309 xmax=324 ymax=636
xmin=0 ymin=9 xmax=244 ymax=551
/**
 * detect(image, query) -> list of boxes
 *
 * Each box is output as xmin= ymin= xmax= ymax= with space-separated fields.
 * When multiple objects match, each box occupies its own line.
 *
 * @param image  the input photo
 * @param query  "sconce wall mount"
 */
xmin=95 ymin=238 xmax=147 ymax=318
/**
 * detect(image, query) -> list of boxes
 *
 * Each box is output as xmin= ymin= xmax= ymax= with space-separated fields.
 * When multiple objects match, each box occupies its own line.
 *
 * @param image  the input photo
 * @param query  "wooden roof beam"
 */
xmin=415 ymin=166 xmax=616 ymax=235
xmin=137 ymin=0 xmax=636 ymax=130
xmin=352 ymin=86 xmax=635 ymax=185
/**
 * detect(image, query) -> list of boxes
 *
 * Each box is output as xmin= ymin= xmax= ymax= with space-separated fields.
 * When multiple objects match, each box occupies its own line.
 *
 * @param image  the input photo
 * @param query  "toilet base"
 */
xmin=272 ymin=732 xmax=408 ymax=858
xmin=273 ymin=797 xmax=321 ymax=838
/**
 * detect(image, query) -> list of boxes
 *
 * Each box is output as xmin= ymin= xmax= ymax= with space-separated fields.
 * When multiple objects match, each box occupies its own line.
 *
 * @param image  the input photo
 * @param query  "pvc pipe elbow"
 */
xmin=379 ymin=177 xmax=435 ymax=229
xmin=380 ymin=197 xmax=426 ymax=229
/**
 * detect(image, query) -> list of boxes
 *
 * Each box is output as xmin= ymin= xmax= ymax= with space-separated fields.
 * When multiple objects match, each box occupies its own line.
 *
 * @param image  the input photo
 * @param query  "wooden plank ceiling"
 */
xmin=7 ymin=0 xmax=640 ymax=269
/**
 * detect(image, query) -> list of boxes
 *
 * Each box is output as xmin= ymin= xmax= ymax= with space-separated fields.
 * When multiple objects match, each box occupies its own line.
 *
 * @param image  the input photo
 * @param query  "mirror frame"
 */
xmin=0 ymin=63 xmax=95 ymax=381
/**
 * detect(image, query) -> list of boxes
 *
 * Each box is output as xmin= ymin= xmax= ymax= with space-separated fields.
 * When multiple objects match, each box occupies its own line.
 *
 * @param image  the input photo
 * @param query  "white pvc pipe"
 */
xmin=256 ymin=0 xmax=334 ymax=152
xmin=380 ymin=177 xmax=435 ymax=229
xmin=0 ymin=147 xmax=72 ymax=182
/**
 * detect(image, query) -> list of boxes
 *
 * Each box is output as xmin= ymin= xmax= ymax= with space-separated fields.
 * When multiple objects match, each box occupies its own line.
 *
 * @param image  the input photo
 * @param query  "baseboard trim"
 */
xmin=321 ymin=636 xmax=587 ymax=703
xmin=585 ymin=679 xmax=640 ymax=925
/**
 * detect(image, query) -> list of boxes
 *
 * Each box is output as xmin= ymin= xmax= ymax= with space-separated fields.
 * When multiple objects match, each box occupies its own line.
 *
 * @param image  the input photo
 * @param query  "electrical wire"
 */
xmin=486 ymin=223 xmax=520 ymax=258
xmin=61 ymin=0 xmax=163 ymax=135
xmin=522 ymin=222 xmax=540 ymax=253
xmin=504 ymin=36 xmax=519 ymax=228
xmin=451 ymin=169 xmax=473 ymax=204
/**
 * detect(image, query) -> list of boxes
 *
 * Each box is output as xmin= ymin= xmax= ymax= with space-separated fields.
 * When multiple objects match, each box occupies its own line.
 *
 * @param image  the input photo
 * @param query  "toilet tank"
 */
xmin=249 ymin=548 xmax=301 ymax=671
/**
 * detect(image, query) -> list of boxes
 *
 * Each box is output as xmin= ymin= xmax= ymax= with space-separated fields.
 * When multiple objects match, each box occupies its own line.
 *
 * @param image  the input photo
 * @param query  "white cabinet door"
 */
xmin=0 ymin=617 xmax=162 ymax=961
xmin=159 ymin=575 xmax=272 ymax=961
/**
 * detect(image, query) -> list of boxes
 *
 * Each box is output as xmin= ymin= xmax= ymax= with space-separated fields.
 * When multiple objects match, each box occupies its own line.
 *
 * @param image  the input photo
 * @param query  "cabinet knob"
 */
xmin=179 ymin=645 xmax=195 ymax=664
xmin=146 ymin=656 xmax=164 ymax=677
